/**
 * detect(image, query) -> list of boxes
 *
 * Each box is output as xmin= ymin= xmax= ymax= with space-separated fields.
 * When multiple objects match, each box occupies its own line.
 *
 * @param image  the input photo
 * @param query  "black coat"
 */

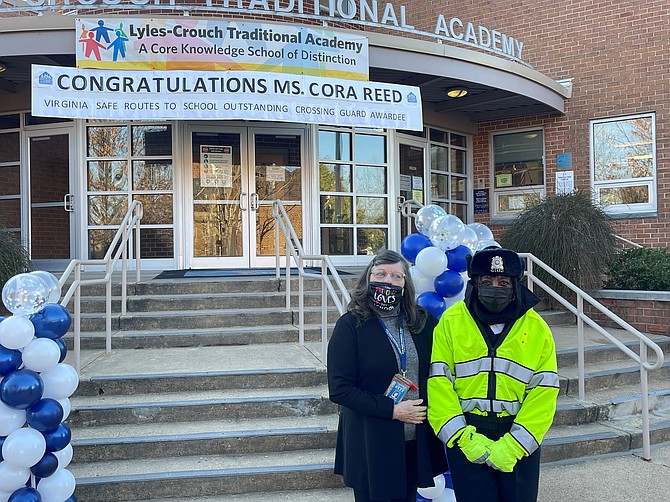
xmin=327 ymin=310 xmax=449 ymax=500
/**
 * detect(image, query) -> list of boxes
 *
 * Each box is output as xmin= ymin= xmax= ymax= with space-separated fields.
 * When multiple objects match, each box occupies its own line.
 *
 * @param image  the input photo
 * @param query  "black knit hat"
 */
xmin=467 ymin=247 xmax=525 ymax=280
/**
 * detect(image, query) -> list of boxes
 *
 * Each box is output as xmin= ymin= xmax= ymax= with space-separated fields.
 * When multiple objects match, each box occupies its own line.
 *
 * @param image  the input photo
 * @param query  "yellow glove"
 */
xmin=457 ymin=425 xmax=494 ymax=464
xmin=485 ymin=433 xmax=526 ymax=472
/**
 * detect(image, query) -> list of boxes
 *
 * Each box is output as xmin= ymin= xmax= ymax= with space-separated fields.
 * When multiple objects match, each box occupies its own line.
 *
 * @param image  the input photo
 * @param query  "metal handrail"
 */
xmin=615 ymin=234 xmax=643 ymax=248
xmin=58 ymin=201 xmax=143 ymax=374
xmin=272 ymin=200 xmax=351 ymax=365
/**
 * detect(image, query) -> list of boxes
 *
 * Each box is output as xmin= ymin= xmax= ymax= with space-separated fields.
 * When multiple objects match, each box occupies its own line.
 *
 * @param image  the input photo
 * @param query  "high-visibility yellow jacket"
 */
xmin=428 ymin=301 xmax=559 ymax=456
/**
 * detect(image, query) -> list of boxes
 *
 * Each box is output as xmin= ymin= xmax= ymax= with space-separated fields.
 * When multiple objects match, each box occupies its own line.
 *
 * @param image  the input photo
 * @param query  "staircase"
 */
xmin=64 ymin=274 xmax=670 ymax=502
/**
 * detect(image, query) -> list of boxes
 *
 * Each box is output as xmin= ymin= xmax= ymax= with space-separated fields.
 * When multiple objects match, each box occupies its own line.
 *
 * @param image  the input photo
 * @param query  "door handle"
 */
xmin=397 ymin=196 xmax=406 ymax=213
xmin=64 ymin=193 xmax=74 ymax=212
xmin=240 ymin=192 xmax=247 ymax=211
xmin=250 ymin=192 xmax=259 ymax=211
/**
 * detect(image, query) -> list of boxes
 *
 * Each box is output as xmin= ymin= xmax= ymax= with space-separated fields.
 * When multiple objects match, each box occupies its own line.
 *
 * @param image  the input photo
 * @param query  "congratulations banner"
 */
xmin=31 ymin=65 xmax=422 ymax=130
xmin=75 ymin=18 xmax=369 ymax=80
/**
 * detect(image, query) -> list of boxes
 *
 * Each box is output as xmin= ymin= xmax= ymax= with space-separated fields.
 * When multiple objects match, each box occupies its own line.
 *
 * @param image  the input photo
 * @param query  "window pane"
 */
xmin=321 ymin=195 xmax=352 ymax=224
xmin=451 ymin=177 xmax=467 ymax=200
xmin=431 ymin=173 xmax=448 ymax=198
xmin=451 ymin=149 xmax=466 ymax=174
xmin=133 ymin=194 xmax=173 ymax=224
xmin=355 ymin=134 xmax=386 ymax=163
xmin=88 ymin=195 xmax=128 ymax=225
xmin=132 ymin=125 xmax=172 ymax=156
xmin=430 ymin=129 xmax=448 ymax=143
xmin=321 ymin=227 xmax=353 ymax=255
xmin=450 ymin=203 xmax=467 ymax=221
xmin=0 ymin=114 xmax=20 ymax=130
xmin=493 ymin=130 xmax=544 ymax=188
xmin=319 ymin=163 xmax=351 ymax=192
xmin=0 ymin=199 xmax=21 ymax=227
xmin=451 ymin=133 xmax=466 ymax=147
xmin=88 ymin=161 xmax=128 ymax=191
xmin=319 ymin=131 xmax=351 ymax=161
xmin=87 ymin=126 xmax=128 ymax=157
xmin=0 ymin=166 xmax=20 ymax=195
xmin=498 ymin=193 xmax=540 ymax=212
xmin=0 ymin=132 xmax=19 ymax=162
xmin=356 ymin=196 xmax=386 ymax=224
xmin=357 ymin=228 xmax=387 ymax=255
xmin=355 ymin=165 xmax=386 ymax=194
xmin=431 ymin=145 xmax=448 ymax=171
xmin=140 ymin=228 xmax=174 ymax=258
xmin=593 ymin=117 xmax=653 ymax=181
xmin=88 ymin=229 xmax=116 ymax=259
xmin=600 ymin=185 xmax=649 ymax=205
xmin=133 ymin=161 xmax=173 ymax=190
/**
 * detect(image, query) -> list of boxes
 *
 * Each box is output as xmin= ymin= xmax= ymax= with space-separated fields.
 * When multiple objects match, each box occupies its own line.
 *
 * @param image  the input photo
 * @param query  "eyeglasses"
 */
xmin=370 ymin=270 xmax=406 ymax=281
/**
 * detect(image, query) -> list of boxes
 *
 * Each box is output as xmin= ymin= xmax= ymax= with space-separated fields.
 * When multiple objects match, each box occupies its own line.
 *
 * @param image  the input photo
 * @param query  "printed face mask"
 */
xmin=477 ymin=285 xmax=514 ymax=313
xmin=369 ymin=282 xmax=403 ymax=311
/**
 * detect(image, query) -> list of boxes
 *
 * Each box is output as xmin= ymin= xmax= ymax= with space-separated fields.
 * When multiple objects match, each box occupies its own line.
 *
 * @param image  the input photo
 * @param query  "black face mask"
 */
xmin=477 ymin=285 xmax=514 ymax=313
xmin=369 ymin=282 xmax=403 ymax=312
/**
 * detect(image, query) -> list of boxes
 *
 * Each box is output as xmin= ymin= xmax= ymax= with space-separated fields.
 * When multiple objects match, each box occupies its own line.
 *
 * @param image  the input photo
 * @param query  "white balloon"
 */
xmin=459 ymin=226 xmax=479 ymax=252
xmin=0 ymin=462 xmax=30 ymax=492
xmin=2 ymin=427 xmax=47 ymax=469
xmin=53 ymin=443 xmax=73 ymax=471
xmin=432 ymin=487 xmax=458 ymax=502
xmin=415 ymin=247 xmax=448 ymax=279
xmin=57 ymin=398 xmax=71 ymax=421
xmin=467 ymin=222 xmax=494 ymax=242
xmin=21 ymin=337 xmax=61 ymax=373
xmin=417 ymin=473 xmax=446 ymax=499
xmin=30 ymin=271 xmax=62 ymax=304
xmin=415 ymin=205 xmax=447 ymax=237
xmin=37 ymin=468 xmax=76 ymax=502
xmin=0 ymin=315 xmax=35 ymax=350
xmin=40 ymin=363 xmax=79 ymax=400
xmin=0 ymin=402 xmax=26 ymax=436
xmin=475 ymin=239 xmax=502 ymax=252
xmin=410 ymin=266 xmax=436 ymax=295
xmin=429 ymin=215 xmax=466 ymax=251
xmin=0 ymin=489 xmax=12 ymax=502
xmin=1 ymin=274 xmax=49 ymax=316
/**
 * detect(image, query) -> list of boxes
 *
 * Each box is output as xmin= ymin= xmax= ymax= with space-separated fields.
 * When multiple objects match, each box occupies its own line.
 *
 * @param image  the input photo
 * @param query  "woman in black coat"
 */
xmin=327 ymin=250 xmax=449 ymax=502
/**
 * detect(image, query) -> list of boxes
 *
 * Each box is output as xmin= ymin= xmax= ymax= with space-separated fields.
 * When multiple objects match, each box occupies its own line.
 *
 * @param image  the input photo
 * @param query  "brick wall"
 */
xmin=585 ymin=293 xmax=670 ymax=336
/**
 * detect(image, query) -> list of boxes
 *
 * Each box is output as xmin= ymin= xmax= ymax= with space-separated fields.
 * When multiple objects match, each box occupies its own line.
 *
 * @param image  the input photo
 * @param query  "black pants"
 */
xmin=353 ymin=440 xmax=418 ymax=502
xmin=446 ymin=414 xmax=541 ymax=502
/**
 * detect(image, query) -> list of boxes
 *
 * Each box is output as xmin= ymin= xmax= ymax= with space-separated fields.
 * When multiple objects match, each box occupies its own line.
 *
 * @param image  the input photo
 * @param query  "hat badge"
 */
xmin=490 ymin=256 xmax=505 ymax=273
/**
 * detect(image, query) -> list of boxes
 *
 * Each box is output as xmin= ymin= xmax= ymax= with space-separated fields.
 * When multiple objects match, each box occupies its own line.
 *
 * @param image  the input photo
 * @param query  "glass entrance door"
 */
xmin=27 ymin=130 xmax=74 ymax=270
xmin=189 ymin=126 xmax=304 ymax=269
xmin=398 ymin=139 xmax=426 ymax=241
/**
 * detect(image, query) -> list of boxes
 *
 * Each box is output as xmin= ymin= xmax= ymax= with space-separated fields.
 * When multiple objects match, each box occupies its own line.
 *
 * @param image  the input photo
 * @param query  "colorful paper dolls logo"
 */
xmin=79 ymin=20 xmax=129 ymax=62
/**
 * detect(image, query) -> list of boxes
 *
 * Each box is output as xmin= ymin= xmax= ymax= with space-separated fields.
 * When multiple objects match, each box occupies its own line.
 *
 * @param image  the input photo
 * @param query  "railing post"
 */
xmin=74 ymin=264 xmax=81 ymax=374
xmin=322 ymin=260 xmax=328 ymax=366
xmin=298 ymin=256 xmax=305 ymax=346
xmin=526 ymin=258 xmax=534 ymax=294
xmin=105 ymin=262 xmax=112 ymax=353
xmin=640 ymin=343 xmax=651 ymax=460
xmin=121 ymin=240 xmax=128 ymax=316
xmin=577 ymin=295 xmax=585 ymax=401
xmin=135 ymin=209 xmax=141 ymax=283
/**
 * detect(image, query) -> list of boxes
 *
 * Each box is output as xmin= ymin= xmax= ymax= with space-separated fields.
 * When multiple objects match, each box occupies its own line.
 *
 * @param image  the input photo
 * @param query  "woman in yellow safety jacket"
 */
xmin=428 ymin=247 xmax=559 ymax=502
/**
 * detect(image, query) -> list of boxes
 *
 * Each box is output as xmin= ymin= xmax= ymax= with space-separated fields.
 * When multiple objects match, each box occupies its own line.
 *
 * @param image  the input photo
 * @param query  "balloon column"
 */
xmin=402 ymin=205 xmax=499 ymax=320
xmin=0 ymin=272 xmax=78 ymax=502
xmin=417 ymin=473 xmax=457 ymax=502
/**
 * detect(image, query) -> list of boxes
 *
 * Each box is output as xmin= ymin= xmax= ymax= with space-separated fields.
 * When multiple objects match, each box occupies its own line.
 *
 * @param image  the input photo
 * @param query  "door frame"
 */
xmin=23 ymin=126 xmax=77 ymax=271
xmin=181 ymin=122 xmax=309 ymax=269
xmin=396 ymin=134 xmax=430 ymax=242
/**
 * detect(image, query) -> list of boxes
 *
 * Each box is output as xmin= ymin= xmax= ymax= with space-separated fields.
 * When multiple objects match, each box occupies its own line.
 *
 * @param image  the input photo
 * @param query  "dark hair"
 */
xmin=347 ymin=249 xmax=427 ymax=332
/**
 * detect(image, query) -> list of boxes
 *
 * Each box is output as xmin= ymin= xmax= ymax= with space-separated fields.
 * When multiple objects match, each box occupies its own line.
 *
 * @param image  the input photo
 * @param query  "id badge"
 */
xmin=384 ymin=373 xmax=418 ymax=404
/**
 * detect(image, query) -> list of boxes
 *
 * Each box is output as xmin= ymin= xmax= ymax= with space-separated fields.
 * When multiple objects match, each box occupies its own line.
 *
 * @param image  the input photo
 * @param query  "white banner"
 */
xmin=31 ymin=65 xmax=422 ymax=130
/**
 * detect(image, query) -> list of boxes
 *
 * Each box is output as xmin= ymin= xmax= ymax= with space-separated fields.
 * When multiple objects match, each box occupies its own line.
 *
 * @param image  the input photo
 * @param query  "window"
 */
xmin=491 ymin=129 xmax=544 ymax=218
xmin=429 ymin=128 xmax=468 ymax=222
xmin=591 ymin=114 xmax=656 ymax=216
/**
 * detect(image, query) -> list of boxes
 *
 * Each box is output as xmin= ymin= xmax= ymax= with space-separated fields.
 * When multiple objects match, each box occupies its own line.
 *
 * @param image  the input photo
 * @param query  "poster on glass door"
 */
xmin=200 ymin=145 xmax=233 ymax=187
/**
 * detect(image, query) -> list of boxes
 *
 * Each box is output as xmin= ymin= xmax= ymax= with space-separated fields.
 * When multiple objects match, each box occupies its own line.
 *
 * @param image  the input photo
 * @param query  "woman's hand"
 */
xmin=392 ymin=399 xmax=427 ymax=424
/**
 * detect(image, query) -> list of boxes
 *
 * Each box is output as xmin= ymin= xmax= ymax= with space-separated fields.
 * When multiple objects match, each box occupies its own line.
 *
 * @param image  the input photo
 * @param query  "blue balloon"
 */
xmin=54 ymin=338 xmax=68 ymax=363
xmin=64 ymin=496 xmax=77 ymax=502
xmin=30 ymin=304 xmax=71 ymax=340
xmin=0 ymin=435 xmax=5 ymax=461
xmin=417 ymin=291 xmax=447 ymax=319
xmin=434 ymin=270 xmax=465 ymax=298
xmin=42 ymin=423 xmax=71 ymax=452
xmin=0 ymin=345 xmax=23 ymax=376
xmin=27 ymin=399 xmax=64 ymax=432
xmin=401 ymin=233 xmax=433 ymax=264
xmin=30 ymin=452 xmax=59 ymax=479
xmin=0 ymin=369 xmax=44 ymax=410
xmin=446 ymin=245 xmax=473 ymax=273
xmin=8 ymin=487 xmax=42 ymax=502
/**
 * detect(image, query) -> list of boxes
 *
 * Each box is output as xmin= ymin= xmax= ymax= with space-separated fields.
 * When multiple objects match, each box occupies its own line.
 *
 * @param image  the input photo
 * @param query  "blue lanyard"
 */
xmin=380 ymin=319 xmax=406 ymax=375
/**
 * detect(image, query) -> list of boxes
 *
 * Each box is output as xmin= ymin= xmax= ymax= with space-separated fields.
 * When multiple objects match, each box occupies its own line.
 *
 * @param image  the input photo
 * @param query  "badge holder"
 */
xmin=385 ymin=373 xmax=418 ymax=404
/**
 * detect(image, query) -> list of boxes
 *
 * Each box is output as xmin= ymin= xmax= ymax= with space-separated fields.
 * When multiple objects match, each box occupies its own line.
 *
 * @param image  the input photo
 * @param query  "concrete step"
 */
xmin=71 ymin=449 xmax=342 ymax=502
xmin=133 ymin=488 xmax=355 ymax=502
xmin=559 ymin=361 xmax=670 ymax=395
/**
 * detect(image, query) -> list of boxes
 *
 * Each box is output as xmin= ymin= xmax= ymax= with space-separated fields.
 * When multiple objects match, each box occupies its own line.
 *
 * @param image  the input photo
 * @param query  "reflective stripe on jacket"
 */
xmin=427 ymin=301 xmax=559 ymax=455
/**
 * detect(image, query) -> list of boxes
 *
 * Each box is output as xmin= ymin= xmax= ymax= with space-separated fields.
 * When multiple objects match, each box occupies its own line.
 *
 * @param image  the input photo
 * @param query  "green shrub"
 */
xmin=500 ymin=191 xmax=618 ymax=296
xmin=605 ymin=247 xmax=670 ymax=291
xmin=0 ymin=225 xmax=33 ymax=293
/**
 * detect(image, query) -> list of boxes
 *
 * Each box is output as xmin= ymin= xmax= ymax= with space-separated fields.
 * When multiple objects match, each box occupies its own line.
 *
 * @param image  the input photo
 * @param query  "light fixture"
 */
xmin=446 ymin=87 xmax=468 ymax=98
xmin=0 ymin=62 xmax=6 ymax=73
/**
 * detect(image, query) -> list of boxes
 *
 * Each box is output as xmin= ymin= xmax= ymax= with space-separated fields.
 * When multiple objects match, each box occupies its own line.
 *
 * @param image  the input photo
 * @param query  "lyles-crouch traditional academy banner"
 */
xmin=76 ymin=18 xmax=369 ymax=80
xmin=31 ymin=65 xmax=423 ymax=131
